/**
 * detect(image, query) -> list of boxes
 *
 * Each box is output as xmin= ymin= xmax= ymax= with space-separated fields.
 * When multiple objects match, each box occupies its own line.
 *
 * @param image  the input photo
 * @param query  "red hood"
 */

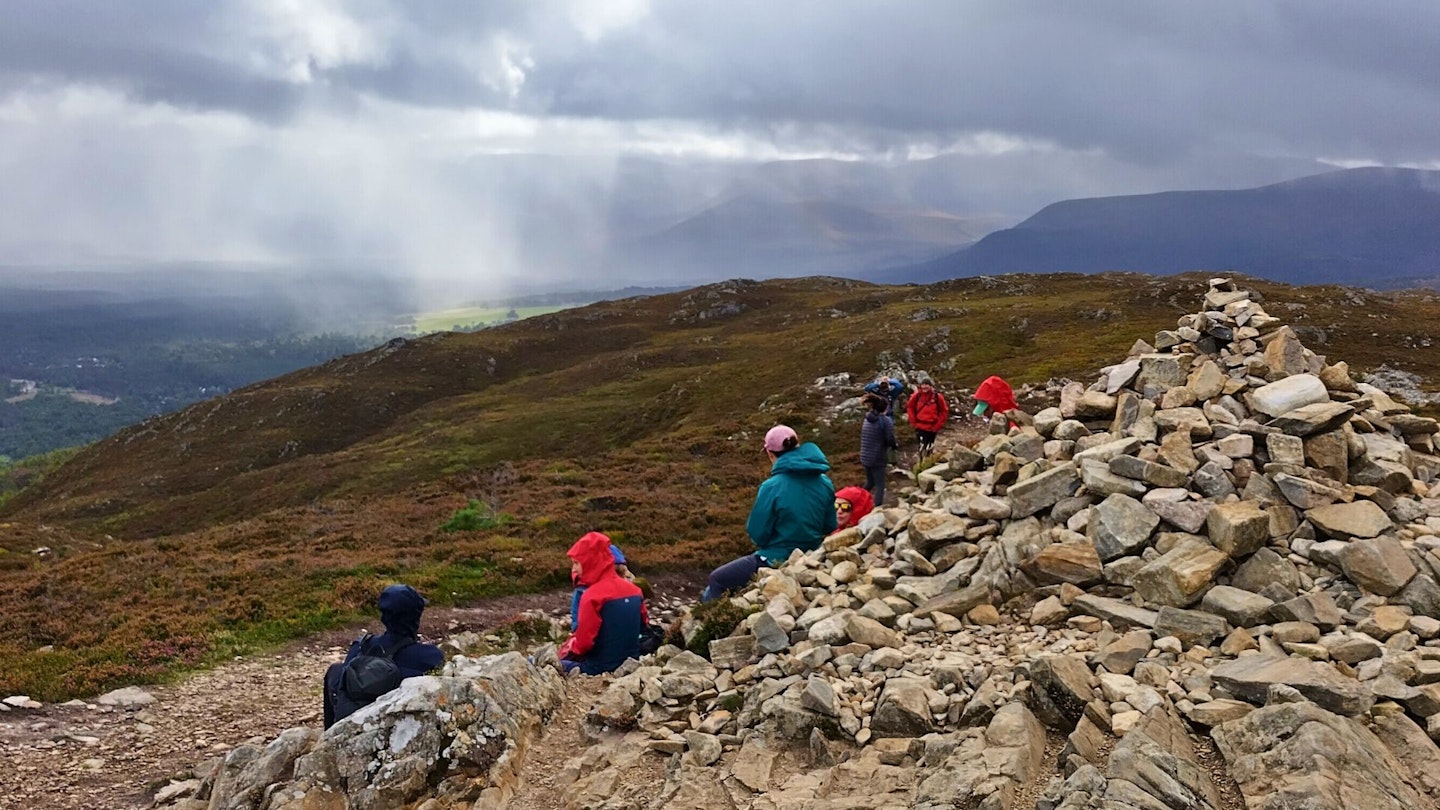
xmin=975 ymin=376 xmax=1018 ymax=413
xmin=568 ymin=531 xmax=618 ymax=587
xmin=834 ymin=486 xmax=874 ymax=523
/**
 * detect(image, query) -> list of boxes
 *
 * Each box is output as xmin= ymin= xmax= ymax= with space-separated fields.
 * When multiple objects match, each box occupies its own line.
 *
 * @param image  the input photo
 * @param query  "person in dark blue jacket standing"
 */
xmin=702 ymin=425 xmax=836 ymax=601
xmin=323 ymin=584 xmax=445 ymax=728
xmin=859 ymin=393 xmax=898 ymax=506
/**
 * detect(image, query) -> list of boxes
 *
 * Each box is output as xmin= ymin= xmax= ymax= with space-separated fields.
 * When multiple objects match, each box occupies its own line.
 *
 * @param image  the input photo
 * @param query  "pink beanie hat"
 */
xmin=763 ymin=424 xmax=799 ymax=452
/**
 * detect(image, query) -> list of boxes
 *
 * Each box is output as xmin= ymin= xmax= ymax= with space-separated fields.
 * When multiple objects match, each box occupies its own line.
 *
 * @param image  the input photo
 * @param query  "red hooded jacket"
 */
xmin=906 ymin=384 xmax=950 ymax=432
xmin=974 ymin=376 xmax=1018 ymax=414
xmin=566 ymin=532 xmax=645 ymax=657
xmin=832 ymin=486 xmax=874 ymax=532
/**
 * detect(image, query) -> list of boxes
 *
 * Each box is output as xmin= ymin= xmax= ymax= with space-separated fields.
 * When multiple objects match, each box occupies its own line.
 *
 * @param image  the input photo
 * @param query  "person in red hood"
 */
xmin=560 ymin=532 xmax=646 ymax=675
xmin=973 ymin=375 xmax=1020 ymax=427
xmin=905 ymin=376 xmax=950 ymax=458
xmin=831 ymin=486 xmax=874 ymax=533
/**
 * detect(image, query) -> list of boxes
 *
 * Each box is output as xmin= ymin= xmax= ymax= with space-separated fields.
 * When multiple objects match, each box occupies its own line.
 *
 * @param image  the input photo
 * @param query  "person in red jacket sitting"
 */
xmin=973 ymin=375 xmax=1021 ymax=428
xmin=905 ymin=375 xmax=950 ymax=459
xmin=560 ymin=532 xmax=647 ymax=675
xmin=831 ymin=485 xmax=874 ymax=533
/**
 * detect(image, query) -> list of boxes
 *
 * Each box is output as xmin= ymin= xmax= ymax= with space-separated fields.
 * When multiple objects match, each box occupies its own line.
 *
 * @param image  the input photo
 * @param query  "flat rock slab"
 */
xmin=1072 ymin=594 xmax=1158 ymax=630
xmin=1267 ymin=401 xmax=1355 ymax=437
xmin=1007 ymin=462 xmax=1081 ymax=518
xmin=1209 ymin=655 xmax=1374 ymax=716
xmin=1307 ymin=500 xmax=1394 ymax=540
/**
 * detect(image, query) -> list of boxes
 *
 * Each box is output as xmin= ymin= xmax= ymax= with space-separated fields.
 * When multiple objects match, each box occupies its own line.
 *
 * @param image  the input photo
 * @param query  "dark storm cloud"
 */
xmin=518 ymin=1 xmax=1440 ymax=165
xmin=0 ymin=1 xmax=307 ymax=120
xmin=3 ymin=1 xmax=1437 ymax=166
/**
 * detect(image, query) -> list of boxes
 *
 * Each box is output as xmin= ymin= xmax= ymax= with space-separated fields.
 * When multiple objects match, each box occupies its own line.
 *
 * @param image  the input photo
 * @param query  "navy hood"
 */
xmin=378 ymin=584 xmax=427 ymax=638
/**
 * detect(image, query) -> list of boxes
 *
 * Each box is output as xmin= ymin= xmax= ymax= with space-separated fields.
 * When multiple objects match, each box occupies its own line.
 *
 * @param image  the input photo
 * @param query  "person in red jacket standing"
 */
xmin=905 ymin=375 xmax=950 ymax=460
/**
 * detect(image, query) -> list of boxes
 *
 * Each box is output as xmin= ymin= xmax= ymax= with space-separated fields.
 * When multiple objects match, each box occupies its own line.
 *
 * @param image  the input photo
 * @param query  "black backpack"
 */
xmin=328 ymin=635 xmax=415 ymax=725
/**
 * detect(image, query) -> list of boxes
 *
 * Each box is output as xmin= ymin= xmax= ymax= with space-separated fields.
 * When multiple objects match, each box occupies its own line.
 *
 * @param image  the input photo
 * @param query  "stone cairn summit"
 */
xmin=163 ymin=279 xmax=1440 ymax=810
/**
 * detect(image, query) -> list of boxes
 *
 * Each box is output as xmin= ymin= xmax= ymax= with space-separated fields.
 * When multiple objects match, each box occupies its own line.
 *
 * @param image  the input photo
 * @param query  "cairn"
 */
xmin=576 ymin=279 xmax=1440 ymax=809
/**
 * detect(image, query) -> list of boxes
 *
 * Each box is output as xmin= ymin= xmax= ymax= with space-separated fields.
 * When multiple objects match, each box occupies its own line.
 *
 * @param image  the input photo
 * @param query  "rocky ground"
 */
xmin=0 ymin=575 xmax=702 ymax=809
xmin=21 ymin=278 xmax=1440 ymax=810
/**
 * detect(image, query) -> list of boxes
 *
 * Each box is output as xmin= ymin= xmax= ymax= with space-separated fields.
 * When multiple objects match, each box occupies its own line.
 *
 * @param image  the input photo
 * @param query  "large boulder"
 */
xmin=1088 ymin=493 xmax=1160 ymax=562
xmin=1027 ymin=654 xmax=1095 ymax=731
xmin=1130 ymin=541 xmax=1230 ymax=607
xmin=871 ymin=678 xmax=936 ymax=738
xmin=203 ymin=653 xmax=564 ymax=810
xmin=1213 ymin=702 xmax=1426 ymax=809
xmin=1342 ymin=536 xmax=1419 ymax=597
xmin=1206 ymin=501 xmax=1269 ymax=558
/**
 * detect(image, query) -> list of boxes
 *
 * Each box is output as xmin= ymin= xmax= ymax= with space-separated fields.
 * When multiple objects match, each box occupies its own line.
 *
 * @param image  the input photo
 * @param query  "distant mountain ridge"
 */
xmin=880 ymin=167 xmax=1440 ymax=288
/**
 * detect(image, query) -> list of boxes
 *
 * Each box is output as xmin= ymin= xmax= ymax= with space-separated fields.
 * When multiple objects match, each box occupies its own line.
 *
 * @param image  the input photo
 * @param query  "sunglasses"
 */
xmin=835 ymin=500 xmax=853 ymax=512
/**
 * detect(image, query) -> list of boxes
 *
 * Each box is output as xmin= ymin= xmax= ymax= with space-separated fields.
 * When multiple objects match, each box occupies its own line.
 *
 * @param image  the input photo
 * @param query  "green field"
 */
xmin=413 ymin=305 xmax=571 ymax=334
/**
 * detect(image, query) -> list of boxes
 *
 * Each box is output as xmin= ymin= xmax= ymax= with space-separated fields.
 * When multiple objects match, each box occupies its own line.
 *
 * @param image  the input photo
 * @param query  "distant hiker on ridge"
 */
xmin=863 ymin=375 xmax=906 ymax=417
xmin=859 ymin=393 xmax=898 ymax=505
xmin=559 ymin=531 xmax=647 ymax=674
xmin=702 ymin=425 xmax=836 ymax=601
xmin=323 ymin=584 xmax=444 ymax=729
xmin=906 ymin=375 xmax=950 ymax=460
xmin=831 ymin=485 xmax=874 ymax=534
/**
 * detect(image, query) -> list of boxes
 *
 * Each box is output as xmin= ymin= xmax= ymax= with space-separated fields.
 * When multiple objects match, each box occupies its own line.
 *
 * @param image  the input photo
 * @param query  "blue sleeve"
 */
xmin=885 ymin=417 xmax=897 ymax=447
xmin=863 ymin=381 xmax=881 ymax=395
xmin=417 ymin=644 xmax=445 ymax=671
xmin=746 ymin=481 xmax=778 ymax=547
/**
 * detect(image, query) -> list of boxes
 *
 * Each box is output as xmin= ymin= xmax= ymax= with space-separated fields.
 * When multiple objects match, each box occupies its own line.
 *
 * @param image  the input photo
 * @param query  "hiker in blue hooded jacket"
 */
xmin=702 ymin=425 xmax=836 ymax=601
xmin=864 ymin=376 xmax=906 ymax=417
xmin=323 ymin=584 xmax=445 ymax=729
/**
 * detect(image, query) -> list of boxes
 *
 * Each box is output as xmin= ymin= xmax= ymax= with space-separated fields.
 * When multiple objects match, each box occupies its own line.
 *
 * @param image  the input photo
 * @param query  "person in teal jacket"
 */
xmin=702 ymin=425 xmax=837 ymax=601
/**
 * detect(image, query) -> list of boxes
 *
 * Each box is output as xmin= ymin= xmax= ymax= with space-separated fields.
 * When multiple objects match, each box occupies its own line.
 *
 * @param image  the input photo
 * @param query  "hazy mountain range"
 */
xmin=511 ymin=160 xmax=1440 ymax=290
xmin=877 ymin=167 xmax=1440 ymax=289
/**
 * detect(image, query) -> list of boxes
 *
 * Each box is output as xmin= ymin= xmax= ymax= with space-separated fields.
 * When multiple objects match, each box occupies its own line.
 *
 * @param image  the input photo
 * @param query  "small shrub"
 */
xmin=680 ymin=598 xmax=753 ymax=658
xmin=499 ymin=612 xmax=560 ymax=642
xmin=912 ymin=455 xmax=940 ymax=476
xmin=440 ymin=499 xmax=513 ymax=532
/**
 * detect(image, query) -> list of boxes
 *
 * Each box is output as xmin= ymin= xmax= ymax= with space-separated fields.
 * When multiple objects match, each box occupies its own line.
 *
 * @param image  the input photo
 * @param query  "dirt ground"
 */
xmin=0 ymin=571 xmax=705 ymax=810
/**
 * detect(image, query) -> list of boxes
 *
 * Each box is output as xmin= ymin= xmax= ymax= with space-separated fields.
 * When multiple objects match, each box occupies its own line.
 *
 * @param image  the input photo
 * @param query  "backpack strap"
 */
xmin=379 ymin=636 xmax=417 ymax=659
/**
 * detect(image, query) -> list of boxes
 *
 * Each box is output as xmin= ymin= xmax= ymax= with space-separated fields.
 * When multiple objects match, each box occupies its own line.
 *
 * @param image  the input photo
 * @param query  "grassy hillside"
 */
xmin=2 ymin=273 xmax=1439 ymax=699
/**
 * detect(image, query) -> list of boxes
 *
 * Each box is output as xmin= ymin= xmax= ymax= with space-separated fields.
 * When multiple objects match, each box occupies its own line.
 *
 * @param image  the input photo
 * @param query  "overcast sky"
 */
xmin=1 ymin=1 xmax=1437 ymax=290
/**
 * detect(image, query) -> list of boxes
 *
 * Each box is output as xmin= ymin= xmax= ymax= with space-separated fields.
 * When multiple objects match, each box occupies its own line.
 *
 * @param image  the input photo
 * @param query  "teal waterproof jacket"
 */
xmin=746 ymin=442 xmax=838 ymax=565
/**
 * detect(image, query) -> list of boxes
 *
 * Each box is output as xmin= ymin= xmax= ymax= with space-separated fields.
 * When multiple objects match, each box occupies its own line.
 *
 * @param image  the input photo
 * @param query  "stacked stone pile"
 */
xmin=570 ymin=279 xmax=1440 ymax=809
